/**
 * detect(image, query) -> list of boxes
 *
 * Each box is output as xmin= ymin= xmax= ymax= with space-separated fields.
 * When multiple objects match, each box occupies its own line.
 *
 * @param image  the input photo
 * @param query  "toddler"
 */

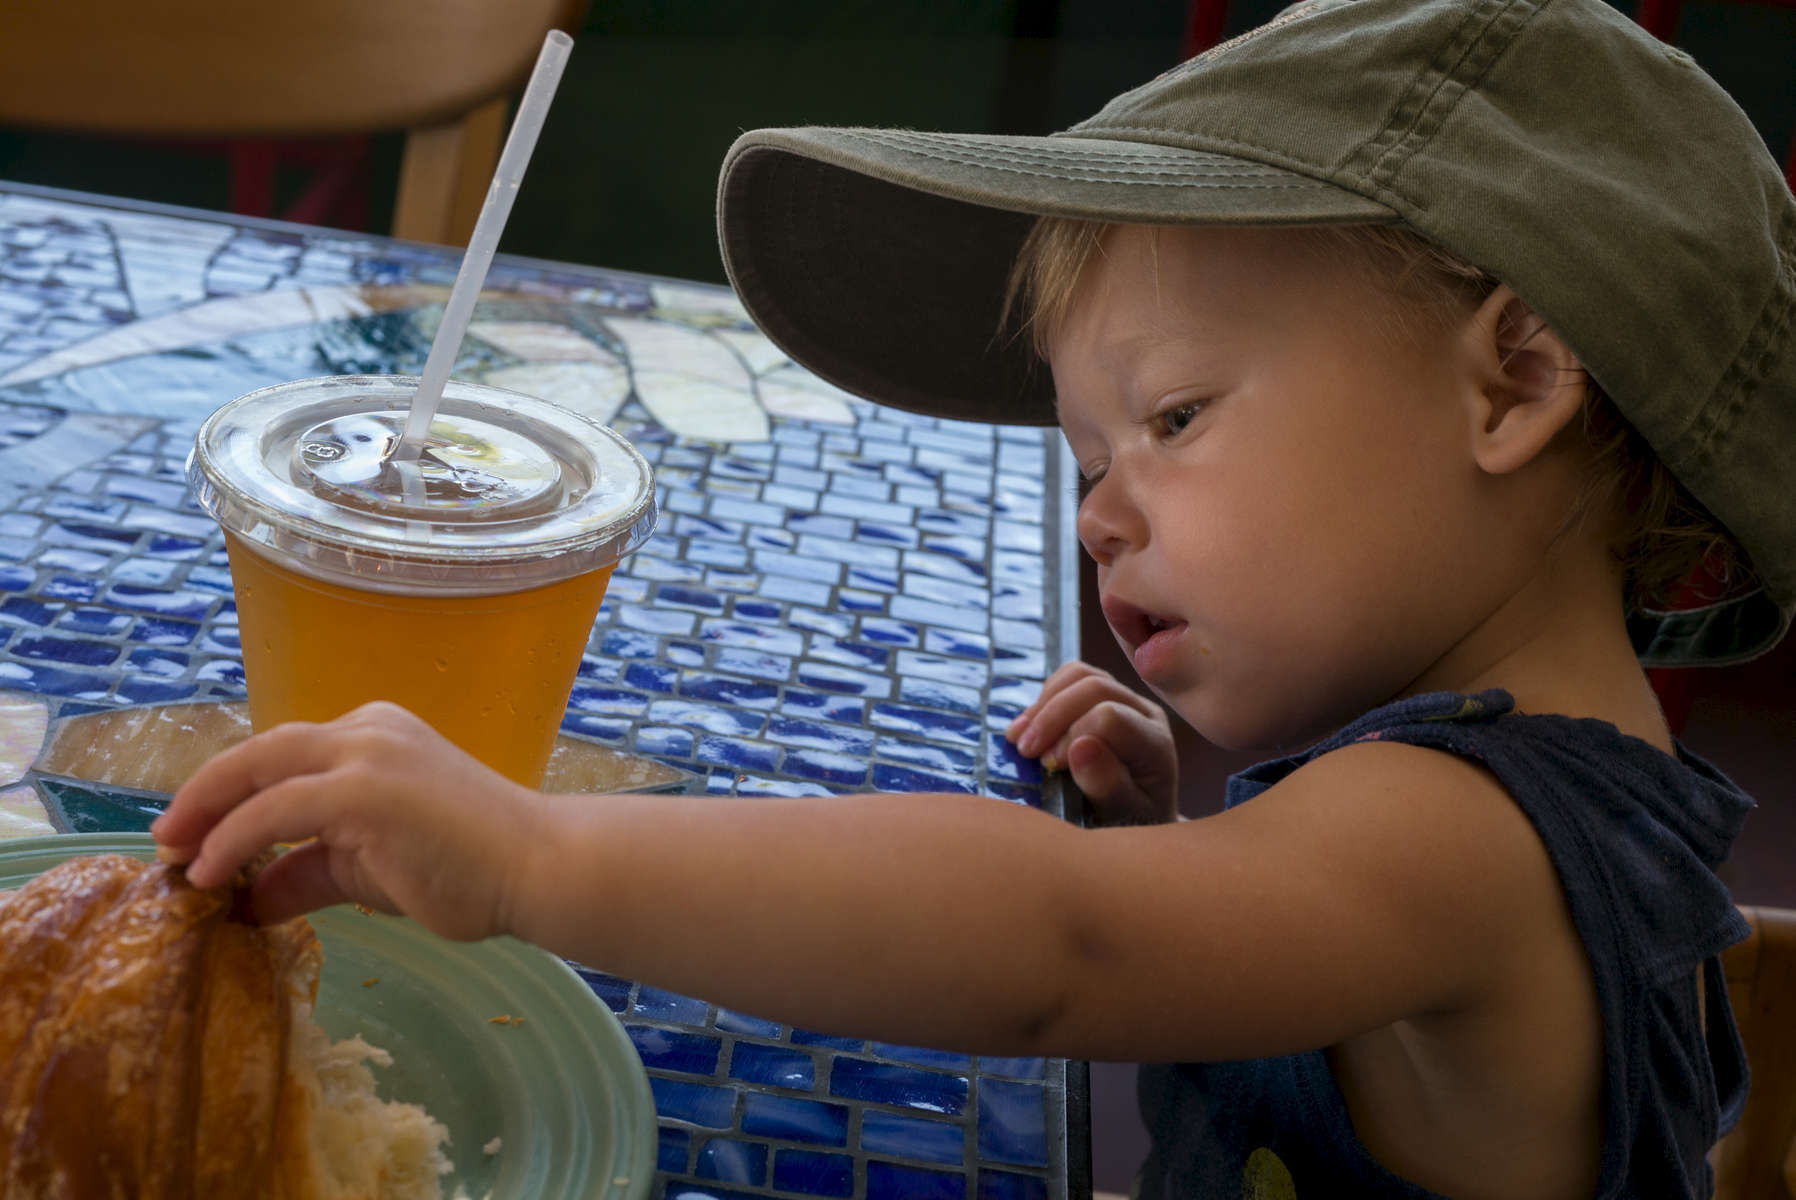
xmin=156 ymin=0 xmax=1794 ymax=1196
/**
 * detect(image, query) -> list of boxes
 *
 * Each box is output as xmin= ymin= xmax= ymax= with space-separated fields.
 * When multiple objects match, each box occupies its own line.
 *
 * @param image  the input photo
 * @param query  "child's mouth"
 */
xmin=1101 ymin=595 xmax=1189 ymax=679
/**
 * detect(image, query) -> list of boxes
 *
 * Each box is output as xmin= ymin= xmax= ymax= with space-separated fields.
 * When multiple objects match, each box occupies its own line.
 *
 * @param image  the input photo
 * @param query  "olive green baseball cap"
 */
xmin=716 ymin=0 xmax=1795 ymax=665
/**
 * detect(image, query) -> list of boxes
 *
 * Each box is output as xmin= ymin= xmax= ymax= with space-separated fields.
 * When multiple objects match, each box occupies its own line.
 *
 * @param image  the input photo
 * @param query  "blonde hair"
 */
xmin=1004 ymin=216 xmax=1755 ymax=613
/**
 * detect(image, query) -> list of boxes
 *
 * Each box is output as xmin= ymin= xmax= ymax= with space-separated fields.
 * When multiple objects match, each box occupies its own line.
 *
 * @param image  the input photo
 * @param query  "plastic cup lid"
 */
xmin=187 ymin=375 xmax=657 ymax=594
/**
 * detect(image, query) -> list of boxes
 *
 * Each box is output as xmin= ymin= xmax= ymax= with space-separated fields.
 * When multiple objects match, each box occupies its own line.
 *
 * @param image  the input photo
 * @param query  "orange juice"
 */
xmin=225 ymin=533 xmax=614 ymax=786
xmin=190 ymin=376 xmax=656 ymax=792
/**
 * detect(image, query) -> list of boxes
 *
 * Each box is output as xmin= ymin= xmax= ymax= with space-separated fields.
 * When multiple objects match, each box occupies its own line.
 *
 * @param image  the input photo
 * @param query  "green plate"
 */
xmin=0 ymin=834 xmax=656 ymax=1200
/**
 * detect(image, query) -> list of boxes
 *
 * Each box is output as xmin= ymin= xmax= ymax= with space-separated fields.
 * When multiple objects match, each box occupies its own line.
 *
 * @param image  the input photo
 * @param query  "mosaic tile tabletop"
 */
xmin=0 ymin=181 xmax=1086 ymax=1200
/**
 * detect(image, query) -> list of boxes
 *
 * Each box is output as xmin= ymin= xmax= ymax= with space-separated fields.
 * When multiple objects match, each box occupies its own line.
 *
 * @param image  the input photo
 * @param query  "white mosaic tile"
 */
xmin=0 ymin=693 xmax=47 ymax=787
xmin=0 ymin=786 xmax=53 ymax=841
xmin=478 ymin=360 xmax=633 ymax=428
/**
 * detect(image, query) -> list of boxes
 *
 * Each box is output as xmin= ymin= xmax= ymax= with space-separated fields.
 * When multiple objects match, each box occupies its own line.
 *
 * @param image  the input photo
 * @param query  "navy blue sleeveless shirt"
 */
xmin=1135 ymin=690 xmax=1754 ymax=1200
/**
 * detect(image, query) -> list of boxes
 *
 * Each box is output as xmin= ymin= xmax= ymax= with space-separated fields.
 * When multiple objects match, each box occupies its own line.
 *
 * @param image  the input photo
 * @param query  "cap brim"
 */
xmin=717 ymin=126 xmax=1399 ymax=425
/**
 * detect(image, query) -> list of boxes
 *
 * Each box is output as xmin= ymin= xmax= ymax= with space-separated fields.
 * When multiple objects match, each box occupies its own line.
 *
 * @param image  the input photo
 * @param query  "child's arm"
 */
xmin=1005 ymin=661 xmax=1180 ymax=824
xmin=155 ymin=701 xmax=1562 ymax=1063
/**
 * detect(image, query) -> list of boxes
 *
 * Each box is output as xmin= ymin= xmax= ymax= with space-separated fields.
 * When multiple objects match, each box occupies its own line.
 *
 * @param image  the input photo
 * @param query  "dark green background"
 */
xmin=0 ymin=0 xmax=1790 ymax=285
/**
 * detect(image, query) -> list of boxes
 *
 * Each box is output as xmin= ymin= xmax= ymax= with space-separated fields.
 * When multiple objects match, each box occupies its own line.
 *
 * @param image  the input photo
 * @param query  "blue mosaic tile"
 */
xmin=980 ymin=1057 xmax=1048 ymax=1081
xmin=125 ymin=647 xmax=188 ymax=676
xmin=829 ymin=1059 xmax=968 ymax=1115
xmin=986 ymin=734 xmax=1044 ymax=785
xmin=795 ymin=663 xmax=890 ymax=699
xmin=696 ymin=735 xmax=778 ymax=773
xmin=103 ymin=583 xmax=214 ymax=620
xmin=646 ymin=700 xmax=764 ymax=738
xmin=783 ymin=606 xmax=855 ymax=639
xmin=184 ymin=565 xmax=235 ymax=593
xmin=116 ymin=676 xmax=198 ymax=704
xmin=707 ymin=647 xmax=788 ymax=681
xmin=782 ymin=689 xmax=867 ymax=724
xmin=632 ymin=986 xmax=711 ymax=1025
xmin=784 ymin=513 xmax=854 ymax=540
xmin=870 ymin=703 xmax=982 ymax=745
xmin=858 ymin=617 xmax=921 ymax=647
xmin=649 ymin=1078 xmax=735 ymax=1130
xmin=623 ymin=663 xmax=679 ymax=693
xmin=56 ymin=607 xmax=129 ymax=635
xmin=560 ymin=713 xmax=629 ymax=742
xmin=845 ymin=566 xmax=898 ymax=594
xmin=867 ymin=1161 xmax=964 ymax=1200
xmin=573 ymin=966 xmax=632 ymax=1013
xmin=979 ymin=1169 xmax=1051 ymax=1200
xmin=890 ymin=595 xmax=988 ymax=635
xmin=132 ymin=617 xmax=198 ymax=646
xmin=0 ymin=564 xmax=35 ymax=593
xmin=739 ymin=1094 xmax=849 ymax=1146
xmin=40 ymin=575 xmax=100 ymax=602
xmin=695 ymin=1137 xmax=766 ymax=1186
xmin=636 ymin=726 xmax=696 ymax=758
xmin=781 ymin=749 xmax=867 ymax=788
xmin=630 ymin=1026 xmax=723 ymax=1077
xmin=565 ymin=686 xmax=647 ymax=716
xmin=872 ymin=763 xmax=976 ymax=795
xmin=757 ymin=575 xmax=833 ymax=607
xmin=729 ymin=1043 xmax=815 ymax=1091
xmin=714 ymin=1009 xmax=781 ymax=1038
xmin=765 ymin=717 xmax=874 ymax=756
xmin=659 ymin=1128 xmax=693 ymax=1174
xmin=45 ymin=521 xmax=138 ymax=551
xmin=900 ymin=676 xmax=985 ymax=716
xmin=193 ymin=659 xmax=245 ymax=687
xmin=658 ymin=584 xmax=728 ymax=614
xmin=874 ymin=1044 xmax=974 ymax=1071
xmin=600 ymin=629 xmax=663 ymax=659
xmin=13 ymin=635 xmax=117 ymax=668
xmin=861 ymin=1110 xmax=966 ymax=1166
xmin=874 ymin=738 xmax=978 ymax=774
xmin=772 ymin=1150 xmax=853 ymax=1198
xmin=790 ymin=1030 xmax=863 ymax=1052
xmin=575 ymin=656 xmax=622 ymax=683
xmin=805 ymin=636 xmax=890 ymax=671
xmin=680 ymin=674 xmax=780 ymax=709
xmin=616 ymin=604 xmax=698 ymax=635
xmin=977 ymin=1079 xmax=1049 ymax=1167
xmin=921 ymin=534 xmax=986 ymax=562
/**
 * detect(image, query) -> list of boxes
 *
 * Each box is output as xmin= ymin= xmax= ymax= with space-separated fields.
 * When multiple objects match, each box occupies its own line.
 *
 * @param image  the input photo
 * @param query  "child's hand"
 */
xmin=1005 ymin=662 xmax=1178 ymax=824
xmin=151 ymin=701 xmax=542 ymax=940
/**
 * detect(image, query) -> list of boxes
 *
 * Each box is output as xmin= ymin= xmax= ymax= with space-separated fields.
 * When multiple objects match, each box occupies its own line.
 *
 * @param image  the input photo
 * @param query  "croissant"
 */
xmin=0 ymin=854 xmax=455 ymax=1199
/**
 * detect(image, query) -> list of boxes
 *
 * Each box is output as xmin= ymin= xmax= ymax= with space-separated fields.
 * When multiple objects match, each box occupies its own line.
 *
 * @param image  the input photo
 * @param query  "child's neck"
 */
xmin=1405 ymin=547 xmax=1673 ymax=754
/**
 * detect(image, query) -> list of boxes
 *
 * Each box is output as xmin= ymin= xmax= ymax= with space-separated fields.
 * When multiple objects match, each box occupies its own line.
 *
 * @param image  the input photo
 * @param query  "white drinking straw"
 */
xmin=389 ymin=29 xmax=574 ymax=462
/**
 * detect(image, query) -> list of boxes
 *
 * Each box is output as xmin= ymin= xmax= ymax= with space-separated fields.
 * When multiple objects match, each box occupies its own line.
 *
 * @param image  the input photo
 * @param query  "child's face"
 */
xmin=1052 ymin=225 xmax=1506 ymax=751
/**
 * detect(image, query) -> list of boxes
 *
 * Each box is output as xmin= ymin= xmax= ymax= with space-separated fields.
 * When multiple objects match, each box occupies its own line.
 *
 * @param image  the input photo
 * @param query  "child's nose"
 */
xmin=1075 ymin=475 xmax=1143 ymax=565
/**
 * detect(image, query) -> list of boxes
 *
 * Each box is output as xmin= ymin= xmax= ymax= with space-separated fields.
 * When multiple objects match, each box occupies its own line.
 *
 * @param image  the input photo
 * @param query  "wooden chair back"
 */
xmin=0 ymin=0 xmax=587 ymax=244
xmin=1715 ymin=906 xmax=1796 ymax=1199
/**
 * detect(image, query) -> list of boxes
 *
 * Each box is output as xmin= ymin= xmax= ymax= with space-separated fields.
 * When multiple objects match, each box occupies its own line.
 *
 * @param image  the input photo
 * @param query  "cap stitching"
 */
xmin=1355 ymin=0 xmax=1540 ymax=201
xmin=853 ymin=128 xmax=1266 ymax=170
xmin=1684 ymin=202 xmax=1796 ymax=473
xmin=835 ymin=130 xmax=1299 ymax=179
xmin=830 ymin=133 xmax=1328 ymax=189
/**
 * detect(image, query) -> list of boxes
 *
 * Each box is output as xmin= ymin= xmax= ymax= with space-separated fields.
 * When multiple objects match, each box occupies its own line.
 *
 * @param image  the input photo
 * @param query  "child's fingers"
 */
xmin=1006 ymin=661 xmax=1111 ymax=741
xmin=154 ymin=721 xmax=338 ymax=848
xmin=245 ymin=840 xmax=366 ymax=925
xmin=1051 ymin=701 xmax=1174 ymax=791
xmin=180 ymin=772 xmax=352 ymax=890
xmin=1065 ymin=736 xmax=1158 ymax=820
xmin=1016 ymin=672 xmax=1158 ymax=760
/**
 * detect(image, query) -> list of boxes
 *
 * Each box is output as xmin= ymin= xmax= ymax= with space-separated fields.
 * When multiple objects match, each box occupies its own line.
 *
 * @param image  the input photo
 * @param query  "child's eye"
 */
xmin=1155 ymin=401 xmax=1206 ymax=437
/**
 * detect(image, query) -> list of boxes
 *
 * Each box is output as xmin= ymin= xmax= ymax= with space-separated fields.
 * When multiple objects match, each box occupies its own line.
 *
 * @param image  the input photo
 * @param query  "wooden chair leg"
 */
xmin=392 ymin=96 xmax=508 ymax=247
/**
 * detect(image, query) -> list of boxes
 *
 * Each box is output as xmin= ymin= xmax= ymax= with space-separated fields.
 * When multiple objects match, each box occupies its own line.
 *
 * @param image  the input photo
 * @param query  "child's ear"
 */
xmin=1466 ymin=286 xmax=1589 ymax=476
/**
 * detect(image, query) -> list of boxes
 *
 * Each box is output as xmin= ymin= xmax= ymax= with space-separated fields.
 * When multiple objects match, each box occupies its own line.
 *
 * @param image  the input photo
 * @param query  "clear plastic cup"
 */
xmin=187 ymin=375 xmax=657 ymax=787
